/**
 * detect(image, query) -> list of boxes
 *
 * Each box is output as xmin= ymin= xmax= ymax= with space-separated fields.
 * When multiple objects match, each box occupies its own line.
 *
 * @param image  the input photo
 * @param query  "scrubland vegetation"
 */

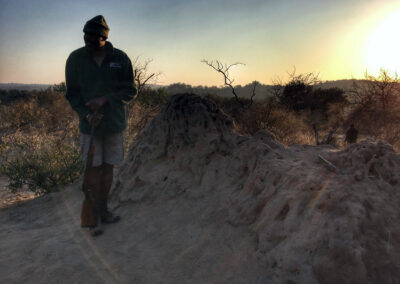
xmin=1 ymin=69 xmax=399 ymax=194
xmin=0 ymin=86 xmax=81 ymax=194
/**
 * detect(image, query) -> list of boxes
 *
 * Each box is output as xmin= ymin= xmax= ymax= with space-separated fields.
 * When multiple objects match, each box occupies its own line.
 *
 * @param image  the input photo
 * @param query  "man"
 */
xmin=65 ymin=15 xmax=137 ymax=236
xmin=345 ymin=124 xmax=358 ymax=144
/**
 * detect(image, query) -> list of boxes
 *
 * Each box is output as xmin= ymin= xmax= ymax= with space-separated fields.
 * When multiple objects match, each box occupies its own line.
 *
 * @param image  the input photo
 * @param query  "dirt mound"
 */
xmin=110 ymin=93 xmax=400 ymax=283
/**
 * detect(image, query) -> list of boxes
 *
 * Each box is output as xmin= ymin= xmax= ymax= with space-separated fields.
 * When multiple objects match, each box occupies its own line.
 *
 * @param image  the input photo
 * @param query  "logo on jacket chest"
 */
xmin=110 ymin=62 xmax=121 ymax=68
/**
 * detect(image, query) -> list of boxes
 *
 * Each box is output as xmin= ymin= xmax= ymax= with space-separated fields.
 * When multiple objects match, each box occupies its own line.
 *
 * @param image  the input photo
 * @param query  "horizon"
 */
xmin=0 ymin=78 xmax=363 ymax=89
xmin=1 ymin=0 xmax=400 ymax=86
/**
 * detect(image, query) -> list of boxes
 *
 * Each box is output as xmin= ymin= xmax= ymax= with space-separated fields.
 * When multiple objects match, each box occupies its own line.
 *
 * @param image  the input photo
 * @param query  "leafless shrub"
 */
xmin=132 ymin=56 xmax=162 ymax=96
xmin=346 ymin=69 xmax=400 ymax=150
xmin=206 ymin=95 xmax=312 ymax=145
xmin=270 ymin=67 xmax=321 ymax=102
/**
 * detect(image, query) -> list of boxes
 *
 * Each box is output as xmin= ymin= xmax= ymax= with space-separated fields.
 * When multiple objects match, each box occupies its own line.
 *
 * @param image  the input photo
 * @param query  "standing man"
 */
xmin=65 ymin=15 xmax=137 ymax=236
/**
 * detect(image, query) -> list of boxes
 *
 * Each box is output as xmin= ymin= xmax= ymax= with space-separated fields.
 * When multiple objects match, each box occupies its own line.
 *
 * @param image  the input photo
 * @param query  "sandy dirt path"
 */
xmin=0 ymin=182 xmax=128 ymax=284
xmin=0 ymin=178 xmax=267 ymax=284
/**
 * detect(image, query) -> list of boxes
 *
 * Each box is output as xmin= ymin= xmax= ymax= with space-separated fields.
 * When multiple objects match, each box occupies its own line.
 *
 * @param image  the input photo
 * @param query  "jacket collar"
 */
xmin=84 ymin=41 xmax=114 ymax=58
xmin=105 ymin=41 xmax=114 ymax=56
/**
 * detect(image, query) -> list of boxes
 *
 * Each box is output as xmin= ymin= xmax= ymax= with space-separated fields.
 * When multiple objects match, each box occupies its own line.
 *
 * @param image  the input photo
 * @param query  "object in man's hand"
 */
xmin=86 ymin=113 xmax=104 ymax=126
xmin=86 ymin=96 xmax=107 ymax=112
xmin=81 ymin=128 xmax=101 ymax=229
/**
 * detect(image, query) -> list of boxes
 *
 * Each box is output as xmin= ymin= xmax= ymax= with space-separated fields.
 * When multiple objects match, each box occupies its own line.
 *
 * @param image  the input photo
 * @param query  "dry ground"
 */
xmin=0 ymin=177 xmax=36 ymax=209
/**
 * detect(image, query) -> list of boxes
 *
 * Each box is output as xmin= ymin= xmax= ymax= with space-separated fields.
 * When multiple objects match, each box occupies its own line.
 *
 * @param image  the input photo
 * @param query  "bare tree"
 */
xmin=125 ymin=56 xmax=163 ymax=145
xmin=287 ymin=67 xmax=321 ymax=86
xmin=269 ymin=76 xmax=284 ymax=101
xmin=132 ymin=56 xmax=162 ymax=96
xmin=348 ymin=69 xmax=400 ymax=111
xmin=346 ymin=68 xmax=400 ymax=149
xmin=202 ymin=59 xmax=256 ymax=108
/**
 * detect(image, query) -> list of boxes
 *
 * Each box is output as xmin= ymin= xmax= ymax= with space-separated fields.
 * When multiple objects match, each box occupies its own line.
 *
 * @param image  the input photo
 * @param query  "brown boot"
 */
xmin=89 ymin=225 xmax=103 ymax=237
xmin=101 ymin=211 xmax=121 ymax=224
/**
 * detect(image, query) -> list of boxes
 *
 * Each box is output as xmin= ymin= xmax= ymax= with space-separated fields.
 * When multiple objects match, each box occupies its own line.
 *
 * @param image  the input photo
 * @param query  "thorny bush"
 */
xmin=205 ymin=95 xmax=314 ymax=145
xmin=0 ymin=89 xmax=82 ymax=194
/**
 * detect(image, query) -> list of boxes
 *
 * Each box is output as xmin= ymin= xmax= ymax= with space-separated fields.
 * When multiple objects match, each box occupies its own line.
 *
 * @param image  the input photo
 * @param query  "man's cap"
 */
xmin=83 ymin=15 xmax=110 ymax=39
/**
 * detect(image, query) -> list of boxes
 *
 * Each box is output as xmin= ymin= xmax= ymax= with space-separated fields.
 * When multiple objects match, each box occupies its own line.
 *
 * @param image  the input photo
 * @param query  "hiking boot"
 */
xmin=101 ymin=211 xmax=120 ymax=224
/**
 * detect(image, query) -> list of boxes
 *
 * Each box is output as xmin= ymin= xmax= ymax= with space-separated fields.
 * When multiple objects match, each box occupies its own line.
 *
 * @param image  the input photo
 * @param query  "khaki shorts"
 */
xmin=80 ymin=132 xmax=124 ymax=167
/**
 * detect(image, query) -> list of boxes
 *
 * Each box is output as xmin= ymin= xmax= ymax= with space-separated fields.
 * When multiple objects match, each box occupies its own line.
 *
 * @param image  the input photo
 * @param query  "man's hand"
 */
xmin=86 ymin=113 xmax=104 ymax=127
xmin=85 ymin=96 xmax=107 ymax=112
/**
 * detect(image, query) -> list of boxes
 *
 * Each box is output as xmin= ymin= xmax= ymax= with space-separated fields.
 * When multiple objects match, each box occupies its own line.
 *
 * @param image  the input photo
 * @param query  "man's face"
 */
xmin=84 ymin=32 xmax=106 ymax=51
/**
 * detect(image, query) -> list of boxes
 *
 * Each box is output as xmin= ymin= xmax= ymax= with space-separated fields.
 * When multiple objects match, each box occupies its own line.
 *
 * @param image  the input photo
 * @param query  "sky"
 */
xmin=1 ymin=0 xmax=400 ymax=86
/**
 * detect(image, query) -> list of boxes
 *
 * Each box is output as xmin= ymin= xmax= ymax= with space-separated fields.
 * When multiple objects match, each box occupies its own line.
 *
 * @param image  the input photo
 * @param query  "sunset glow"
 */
xmin=1 ymin=0 xmax=400 ymax=86
xmin=364 ymin=8 xmax=400 ymax=75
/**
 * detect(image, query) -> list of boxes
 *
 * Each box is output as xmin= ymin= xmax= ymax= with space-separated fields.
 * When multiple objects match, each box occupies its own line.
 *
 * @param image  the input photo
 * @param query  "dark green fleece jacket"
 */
xmin=65 ymin=41 xmax=137 ymax=135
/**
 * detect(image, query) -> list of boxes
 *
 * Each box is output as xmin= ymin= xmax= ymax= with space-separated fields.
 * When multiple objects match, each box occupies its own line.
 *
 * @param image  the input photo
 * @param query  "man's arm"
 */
xmin=65 ymin=55 xmax=90 ymax=120
xmin=105 ymin=54 xmax=137 ymax=108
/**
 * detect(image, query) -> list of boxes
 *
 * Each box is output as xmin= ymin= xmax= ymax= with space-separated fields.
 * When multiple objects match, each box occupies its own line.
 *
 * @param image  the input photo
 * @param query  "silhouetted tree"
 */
xmin=274 ymin=69 xmax=320 ymax=111
xmin=132 ymin=56 xmax=161 ymax=96
xmin=202 ymin=59 xmax=256 ymax=108
xmin=274 ymin=70 xmax=346 ymax=116
xmin=346 ymin=69 xmax=400 ymax=148
xmin=280 ymin=80 xmax=313 ymax=111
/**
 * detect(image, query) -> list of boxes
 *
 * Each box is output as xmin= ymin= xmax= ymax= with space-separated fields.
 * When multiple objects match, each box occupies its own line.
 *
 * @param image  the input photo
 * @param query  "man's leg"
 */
xmin=102 ymin=162 xmax=114 ymax=197
xmin=100 ymin=162 xmax=120 ymax=223
xmin=100 ymin=162 xmax=113 ymax=213
xmin=100 ymin=132 xmax=124 ymax=223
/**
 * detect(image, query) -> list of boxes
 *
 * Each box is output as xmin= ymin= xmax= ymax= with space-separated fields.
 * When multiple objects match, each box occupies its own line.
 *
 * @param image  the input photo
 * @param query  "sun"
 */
xmin=364 ymin=9 xmax=400 ymax=74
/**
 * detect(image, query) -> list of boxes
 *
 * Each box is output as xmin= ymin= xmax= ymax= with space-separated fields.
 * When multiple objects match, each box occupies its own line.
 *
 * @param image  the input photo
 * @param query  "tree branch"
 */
xmin=202 ymin=59 xmax=255 ymax=108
